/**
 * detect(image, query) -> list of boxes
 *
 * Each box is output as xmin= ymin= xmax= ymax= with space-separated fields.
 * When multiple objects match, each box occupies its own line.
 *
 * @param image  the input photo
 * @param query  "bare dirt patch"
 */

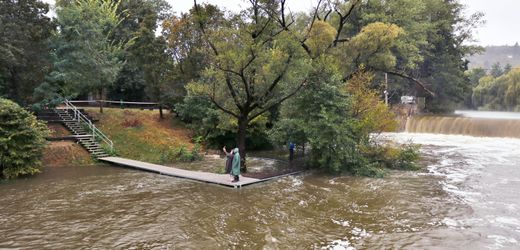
xmin=42 ymin=141 xmax=94 ymax=167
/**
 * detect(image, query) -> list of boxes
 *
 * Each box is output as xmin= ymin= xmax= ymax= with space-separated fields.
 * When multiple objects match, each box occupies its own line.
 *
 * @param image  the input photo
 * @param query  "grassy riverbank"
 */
xmin=42 ymin=108 xmax=196 ymax=167
xmin=86 ymin=108 xmax=195 ymax=164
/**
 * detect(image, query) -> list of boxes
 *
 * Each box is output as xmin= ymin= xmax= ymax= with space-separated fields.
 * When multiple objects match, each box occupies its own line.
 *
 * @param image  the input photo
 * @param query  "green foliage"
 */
xmin=343 ymin=0 xmax=482 ymax=112
xmin=361 ymin=143 xmax=421 ymax=171
xmin=176 ymin=94 xmax=273 ymax=150
xmin=162 ymin=4 xmax=223 ymax=102
xmin=101 ymin=143 xmax=118 ymax=157
xmin=270 ymin=65 xmax=417 ymax=177
xmin=41 ymin=0 xmax=130 ymax=104
xmin=490 ymin=62 xmax=504 ymax=78
xmin=105 ymin=0 xmax=172 ymax=102
xmin=160 ymin=144 xmax=203 ymax=163
xmin=0 ymin=98 xmax=50 ymax=179
xmin=0 ymin=0 xmax=54 ymax=105
xmin=342 ymin=22 xmax=405 ymax=72
xmin=472 ymin=68 xmax=520 ymax=111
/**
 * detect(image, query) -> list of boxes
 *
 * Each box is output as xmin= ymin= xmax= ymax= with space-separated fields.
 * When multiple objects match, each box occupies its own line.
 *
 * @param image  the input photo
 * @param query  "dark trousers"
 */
xmin=289 ymin=150 xmax=294 ymax=161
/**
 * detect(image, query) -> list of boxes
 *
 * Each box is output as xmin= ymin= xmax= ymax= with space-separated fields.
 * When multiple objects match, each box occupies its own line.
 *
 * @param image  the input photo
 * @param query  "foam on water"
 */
xmin=381 ymin=132 xmax=520 ymax=249
xmin=322 ymin=239 xmax=356 ymax=250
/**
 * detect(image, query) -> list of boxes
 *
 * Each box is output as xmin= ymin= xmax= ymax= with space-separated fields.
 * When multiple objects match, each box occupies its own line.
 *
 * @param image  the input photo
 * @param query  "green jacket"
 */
xmin=231 ymin=148 xmax=240 ymax=176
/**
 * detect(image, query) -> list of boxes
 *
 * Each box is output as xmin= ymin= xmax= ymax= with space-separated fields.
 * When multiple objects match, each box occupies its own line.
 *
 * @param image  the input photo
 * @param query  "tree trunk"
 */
xmin=98 ymin=88 xmax=103 ymax=113
xmin=237 ymin=116 xmax=248 ymax=173
xmin=159 ymin=104 xmax=164 ymax=119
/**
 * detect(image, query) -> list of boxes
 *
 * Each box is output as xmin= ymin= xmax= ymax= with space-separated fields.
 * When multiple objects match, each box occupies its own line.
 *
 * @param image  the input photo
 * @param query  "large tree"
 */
xmin=351 ymin=0 xmax=482 ymax=111
xmin=0 ymin=0 xmax=54 ymax=106
xmin=181 ymin=0 xmax=480 ymax=170
xmin=108 ymin=0 xmax=172 ymax=104
xmin=188 ymin=1 xmax=312 ymax=170
xmin=44 ymin=0 xmax=130 ymax=111
xmin=162 ymin=3 xmax=225 ymax=103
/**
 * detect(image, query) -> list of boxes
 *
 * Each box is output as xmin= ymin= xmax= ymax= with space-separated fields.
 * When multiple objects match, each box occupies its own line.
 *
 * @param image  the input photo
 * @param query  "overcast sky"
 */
xmin=42 ymin=0 xmax=520 ymax=46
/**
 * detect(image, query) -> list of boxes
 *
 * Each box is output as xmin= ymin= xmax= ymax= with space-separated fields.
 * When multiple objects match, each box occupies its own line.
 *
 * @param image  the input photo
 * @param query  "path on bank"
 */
xmin=99 ymin=157 xmax=267 ymax=188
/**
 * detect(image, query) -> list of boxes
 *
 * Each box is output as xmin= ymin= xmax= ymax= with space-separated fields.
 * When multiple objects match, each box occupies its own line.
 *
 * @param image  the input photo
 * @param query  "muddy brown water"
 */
xmin=2 ymin=119 xmax=520 ymax=249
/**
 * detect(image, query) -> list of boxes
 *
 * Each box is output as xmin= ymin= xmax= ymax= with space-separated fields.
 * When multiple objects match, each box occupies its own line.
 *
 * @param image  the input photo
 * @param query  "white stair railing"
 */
xmin=63 ymin=99 xmax=114 ymax=150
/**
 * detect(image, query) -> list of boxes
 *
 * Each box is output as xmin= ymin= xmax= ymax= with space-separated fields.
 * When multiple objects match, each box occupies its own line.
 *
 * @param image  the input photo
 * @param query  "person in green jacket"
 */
xmin=231 ymin=148 xmax=240 ymax=182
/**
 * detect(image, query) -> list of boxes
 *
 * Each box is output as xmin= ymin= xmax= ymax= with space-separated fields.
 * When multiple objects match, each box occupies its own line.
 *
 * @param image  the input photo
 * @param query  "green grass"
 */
xmin=85 ymin=108 xmax=195 ymax=164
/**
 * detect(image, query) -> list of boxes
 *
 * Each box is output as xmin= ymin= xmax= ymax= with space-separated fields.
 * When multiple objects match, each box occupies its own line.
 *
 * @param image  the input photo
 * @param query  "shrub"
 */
xmin=160 ymin=143 xmax=203 ymax=163
xmin=360 ymin=143 xmax=421 ymax=171
xmin=0 ymin=98 xmax=50 ymax=178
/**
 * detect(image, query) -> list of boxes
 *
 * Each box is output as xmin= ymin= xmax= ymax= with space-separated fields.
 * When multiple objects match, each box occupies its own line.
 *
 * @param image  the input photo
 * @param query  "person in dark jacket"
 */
xmin=223 ymin=146 xmax=234 ymax=181
xmin=289 ymin=142 xmax=295 ymax=162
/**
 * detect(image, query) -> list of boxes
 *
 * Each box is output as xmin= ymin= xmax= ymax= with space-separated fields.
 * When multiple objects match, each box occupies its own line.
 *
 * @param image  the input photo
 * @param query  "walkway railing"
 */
xmin=68 ymin=100 xmax=159 ymax=109
xmin=63 ymin=99 xmax=114 ymax=150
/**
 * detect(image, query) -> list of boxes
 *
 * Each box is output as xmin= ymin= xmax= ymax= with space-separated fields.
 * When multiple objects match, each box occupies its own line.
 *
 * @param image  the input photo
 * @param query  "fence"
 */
xmin=68 ymin=100 xmax=165 ymax=118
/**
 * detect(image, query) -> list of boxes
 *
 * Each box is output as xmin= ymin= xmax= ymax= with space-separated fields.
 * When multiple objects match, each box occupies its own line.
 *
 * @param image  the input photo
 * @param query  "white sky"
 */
xmin=42 ymin=0 xmax=520 ymax=46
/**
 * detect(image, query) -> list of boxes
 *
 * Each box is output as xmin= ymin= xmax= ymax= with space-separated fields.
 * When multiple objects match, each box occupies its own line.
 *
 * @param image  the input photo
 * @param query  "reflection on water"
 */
xmin=1 ymin=133 xmax=519 ymax=249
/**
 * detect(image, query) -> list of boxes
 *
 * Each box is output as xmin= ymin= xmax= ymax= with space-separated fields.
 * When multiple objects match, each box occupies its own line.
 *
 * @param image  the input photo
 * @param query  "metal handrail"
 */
xmin=63 ymin=99 xmax=114 ymax=150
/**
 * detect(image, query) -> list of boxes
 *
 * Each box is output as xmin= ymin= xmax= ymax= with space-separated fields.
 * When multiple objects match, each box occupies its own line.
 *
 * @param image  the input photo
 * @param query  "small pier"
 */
xmin=99 ymin=157 xmax=269 ymax=188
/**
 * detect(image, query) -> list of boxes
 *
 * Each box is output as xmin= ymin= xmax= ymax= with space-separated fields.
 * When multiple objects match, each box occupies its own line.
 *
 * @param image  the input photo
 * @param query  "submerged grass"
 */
xmin=86 ymin=108 xmax=195 ymax=164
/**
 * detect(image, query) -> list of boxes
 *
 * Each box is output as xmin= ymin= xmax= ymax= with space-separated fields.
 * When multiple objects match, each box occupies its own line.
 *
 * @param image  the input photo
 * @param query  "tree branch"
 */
xmin=251 ymin=53 xmax=293 ymax=110
xmin=240 ymin=48 xmax=257 ymax=100
xmin=333 ymin=0 xmax=359 ymax=47
xmin=385 ymin=70 xmax=436 ymax=97
xmin=209 ymin=96 xmax=239 ymax=118
xmin=193 ymin=0 xmax=219 ymax=56
xmin=248 ymin=79 xmax=307 ymax=122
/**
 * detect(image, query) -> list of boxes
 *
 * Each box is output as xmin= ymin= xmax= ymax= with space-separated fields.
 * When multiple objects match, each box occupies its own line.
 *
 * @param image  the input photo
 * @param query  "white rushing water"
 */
xmin=381 ymin=132 xmax=520 ymax=249
xmin=455 ymin=110 xmax=520 ymax=120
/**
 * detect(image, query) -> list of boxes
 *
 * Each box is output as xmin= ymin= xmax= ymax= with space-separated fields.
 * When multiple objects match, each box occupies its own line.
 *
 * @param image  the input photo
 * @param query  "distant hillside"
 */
xmin=467 ymin=44 xmax=520 ymax=69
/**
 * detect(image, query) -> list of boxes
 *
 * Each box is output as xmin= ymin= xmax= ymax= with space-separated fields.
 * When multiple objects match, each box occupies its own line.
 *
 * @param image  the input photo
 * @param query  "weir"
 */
xmin=405 ymin=115 xmax=520 ymax=138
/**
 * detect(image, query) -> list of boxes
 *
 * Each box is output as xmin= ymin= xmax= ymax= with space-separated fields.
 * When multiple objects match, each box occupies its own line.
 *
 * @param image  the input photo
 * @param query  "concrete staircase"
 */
xmin=54 ymin=108 xmax=110 ymax=159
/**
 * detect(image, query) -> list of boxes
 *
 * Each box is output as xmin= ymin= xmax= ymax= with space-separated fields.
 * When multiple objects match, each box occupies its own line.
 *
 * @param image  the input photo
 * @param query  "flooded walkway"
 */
xmin=99 ymin=157 xmax=265 ymax=188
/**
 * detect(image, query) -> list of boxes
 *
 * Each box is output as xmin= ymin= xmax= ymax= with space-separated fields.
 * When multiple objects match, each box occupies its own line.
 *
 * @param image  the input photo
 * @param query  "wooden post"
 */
xmin=159 ymin=104 xmax=164 ymax=119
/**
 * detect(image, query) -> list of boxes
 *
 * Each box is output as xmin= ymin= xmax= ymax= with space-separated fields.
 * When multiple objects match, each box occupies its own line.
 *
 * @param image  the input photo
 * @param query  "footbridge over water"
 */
xmin=99 ymin=157 xmax=303 ymax=188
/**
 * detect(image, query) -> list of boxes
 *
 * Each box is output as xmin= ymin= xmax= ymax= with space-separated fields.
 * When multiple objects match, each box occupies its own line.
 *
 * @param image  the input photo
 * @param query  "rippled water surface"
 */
xmin=1 ymin=133 xmax=519 ymax=249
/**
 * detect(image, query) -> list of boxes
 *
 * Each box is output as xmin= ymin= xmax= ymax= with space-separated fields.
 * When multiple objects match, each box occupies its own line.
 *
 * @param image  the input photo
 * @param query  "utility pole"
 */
xmin=384 ymin=73 xmax=389 ymax=105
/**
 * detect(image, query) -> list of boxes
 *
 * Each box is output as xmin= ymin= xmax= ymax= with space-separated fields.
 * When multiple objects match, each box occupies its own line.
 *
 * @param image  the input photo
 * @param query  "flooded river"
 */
xmin=1 ymin=133 xmax=520 ymax=249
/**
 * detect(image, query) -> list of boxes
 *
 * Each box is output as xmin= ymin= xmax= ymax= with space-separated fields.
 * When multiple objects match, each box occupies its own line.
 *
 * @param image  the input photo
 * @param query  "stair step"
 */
xmin=81 ymin=141 xmax=97 ymax=145
xmin=79 ymin=139 xmax=95 ymax=142
xmin=79 ymin=138 xmax=95 ymax=142
xmin=80 ymin=141 xmax=96 ymax=145
xmin=79 ymin=140 xmax=95 ymax=143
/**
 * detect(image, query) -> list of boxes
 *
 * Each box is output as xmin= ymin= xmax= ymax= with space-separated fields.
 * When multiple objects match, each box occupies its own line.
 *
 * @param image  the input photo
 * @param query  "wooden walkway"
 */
xmin=99 ymin=157 xmax=270 ymax=188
